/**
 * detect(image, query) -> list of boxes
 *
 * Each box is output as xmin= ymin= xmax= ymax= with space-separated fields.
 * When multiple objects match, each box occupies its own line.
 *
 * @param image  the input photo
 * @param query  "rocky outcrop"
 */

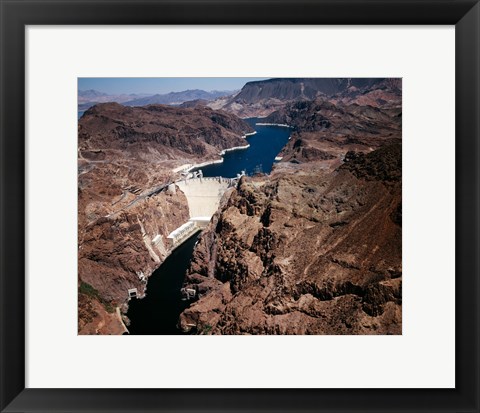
xmin=268 ymin=99 xmax=401 ymax=169
xmin=179 ymin=99 xmax=209 ymax=108
xmin=179 ymin=144 xmax=402 ymax=335
xmin=78 ymin=103 xmax=253 ymax=334
xmin=79 ymin=103 xmax=252 ymax=157
xmin=234 ymin=78 xmax=386 ymax=102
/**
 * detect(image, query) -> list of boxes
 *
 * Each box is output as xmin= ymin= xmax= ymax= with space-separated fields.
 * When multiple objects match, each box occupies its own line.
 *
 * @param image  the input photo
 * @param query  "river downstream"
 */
xmin=126 ymin=232 xmax=200 ymax=335
xmin=126 ymin=120 xmax=291 ymax=334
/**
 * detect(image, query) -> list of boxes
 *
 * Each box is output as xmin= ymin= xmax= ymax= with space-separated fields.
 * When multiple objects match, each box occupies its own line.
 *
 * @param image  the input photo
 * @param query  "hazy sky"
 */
xmin=78 ymin=78 xmax=270 ymax=95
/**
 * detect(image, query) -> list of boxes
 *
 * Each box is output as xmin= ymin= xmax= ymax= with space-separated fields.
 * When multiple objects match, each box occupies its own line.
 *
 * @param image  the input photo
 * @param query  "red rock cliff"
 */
xmin=180 ymin=144 xmax=402 ymax=334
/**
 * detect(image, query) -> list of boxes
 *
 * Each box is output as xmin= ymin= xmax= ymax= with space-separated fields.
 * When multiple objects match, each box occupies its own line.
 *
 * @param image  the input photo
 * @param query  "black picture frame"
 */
xmin=1 ymin=1 xmax=479 ymax=412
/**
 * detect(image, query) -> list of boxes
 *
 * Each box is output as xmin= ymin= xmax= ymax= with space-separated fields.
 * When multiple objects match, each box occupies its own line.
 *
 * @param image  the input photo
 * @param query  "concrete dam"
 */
xmin=166 ymin=175 xmax=237 ymax=249
xmin=176 ymin=177 xmax=231 ymax=219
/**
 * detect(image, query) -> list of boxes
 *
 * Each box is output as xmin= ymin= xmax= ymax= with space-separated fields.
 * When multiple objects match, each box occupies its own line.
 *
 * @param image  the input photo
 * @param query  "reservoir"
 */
xmin=126 ymin=120 xmax=291 ymax=334
xmin=195 ymin=118 xmax=291 ymax=178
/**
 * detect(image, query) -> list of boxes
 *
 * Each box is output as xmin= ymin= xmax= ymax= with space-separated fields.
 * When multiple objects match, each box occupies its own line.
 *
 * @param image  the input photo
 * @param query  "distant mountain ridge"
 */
xmin=123 ymin=89 xmax=234 ymax=106
xmin=78 ymin=89 xmax=150 ymax=105
xmin=78 ymin=88 xmax=235 ymax=112
xmin=79 ymin=89 xmax=108 ymax=99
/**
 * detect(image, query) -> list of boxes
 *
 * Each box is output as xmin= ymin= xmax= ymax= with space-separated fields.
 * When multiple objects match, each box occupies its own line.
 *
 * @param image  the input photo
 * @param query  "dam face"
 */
xmin=176 ymin=177 xmax=231 ymax=219
xmin=166 ymin=176 xmax=232 ymax=249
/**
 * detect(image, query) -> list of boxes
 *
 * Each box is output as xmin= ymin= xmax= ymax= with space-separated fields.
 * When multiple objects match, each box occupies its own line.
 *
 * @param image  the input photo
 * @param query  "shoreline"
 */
xmin=219 ymin=144 xmax=250 ymax=156
xmin=185 ymin=158 xmax=224 ymax=172
xmin=116 ymin=306 xmax=130 ymax=334
xmin=175 ymin=131 xmax=256 ymax=173
xmin=255 ymin=122 xmax=292 ymax=128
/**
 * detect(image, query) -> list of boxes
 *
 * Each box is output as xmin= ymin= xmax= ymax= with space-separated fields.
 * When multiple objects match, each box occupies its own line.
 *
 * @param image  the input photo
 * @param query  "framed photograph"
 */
xmin=1 ymin=0 xmax=479 ymax=412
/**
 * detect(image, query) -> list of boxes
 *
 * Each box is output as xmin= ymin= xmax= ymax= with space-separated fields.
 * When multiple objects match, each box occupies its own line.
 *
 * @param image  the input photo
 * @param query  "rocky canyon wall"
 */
xmin=180 ymin=145 xmax=402 ymax=334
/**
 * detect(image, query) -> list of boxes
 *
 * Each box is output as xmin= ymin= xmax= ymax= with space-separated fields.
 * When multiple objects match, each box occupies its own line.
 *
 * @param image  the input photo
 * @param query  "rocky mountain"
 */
xmin=209 ymin=78 xmax=402 ymax=118
xmin=267 ymin=98 xmax=401 ymax=167
xmin=234 ymin=78 xmax=384 ymax=101
xmin=79 ymin=103 xmax=251 ymax=158
xmin=179 ymin=99 xmax=209 ymax=108
xmin=179 ymin=93 xmax=402 ymax=335
xmin=78 ymin=102 xmax=253 ymax=334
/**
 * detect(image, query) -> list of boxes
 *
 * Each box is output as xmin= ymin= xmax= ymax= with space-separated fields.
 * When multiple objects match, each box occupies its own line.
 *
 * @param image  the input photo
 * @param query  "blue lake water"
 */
xmin=195 ymin=118 xmax=291 ymax=178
